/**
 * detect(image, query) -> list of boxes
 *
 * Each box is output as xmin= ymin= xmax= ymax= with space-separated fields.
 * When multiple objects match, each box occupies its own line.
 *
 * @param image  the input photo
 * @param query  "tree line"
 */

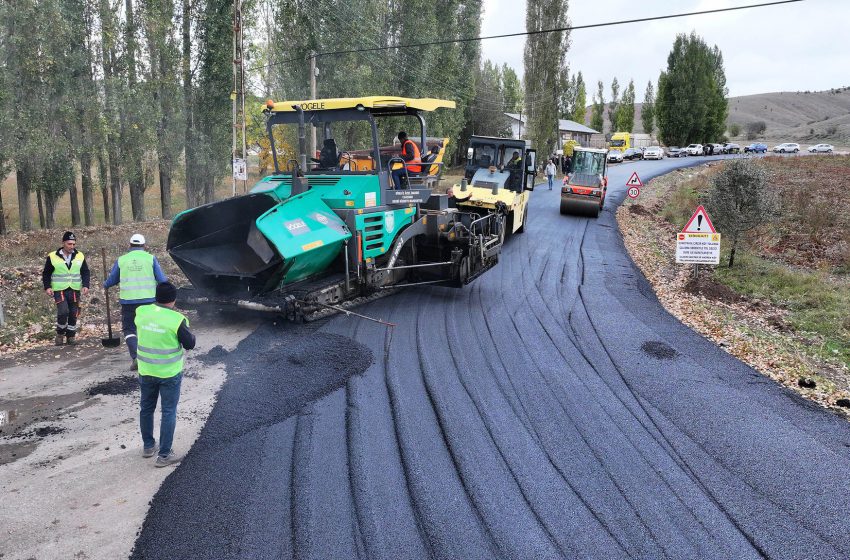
xmin=0 ymin=1 xmax=729 ymax=235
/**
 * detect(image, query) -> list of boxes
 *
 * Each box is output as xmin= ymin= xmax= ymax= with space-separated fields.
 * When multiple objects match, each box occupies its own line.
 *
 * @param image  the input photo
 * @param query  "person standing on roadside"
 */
xmin=135 ymin=282 xmax=195 ymax=467
xmin=103 ymin=234 xmax=168 ymax=370
xmin=545 ymin=158 xmax=557 ymax=190
xmin=42 ymin=232 xmax=90 ymax=346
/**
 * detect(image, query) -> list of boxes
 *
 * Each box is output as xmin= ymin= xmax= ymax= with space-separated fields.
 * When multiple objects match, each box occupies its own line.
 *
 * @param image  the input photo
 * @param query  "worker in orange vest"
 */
xmin=392 ymin=130 xmax=422 ymax=189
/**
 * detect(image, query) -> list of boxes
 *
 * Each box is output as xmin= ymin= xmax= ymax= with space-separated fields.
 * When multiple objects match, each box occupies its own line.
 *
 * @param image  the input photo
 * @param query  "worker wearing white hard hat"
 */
xmin=103 ymin=234 xmax=168 ymax=370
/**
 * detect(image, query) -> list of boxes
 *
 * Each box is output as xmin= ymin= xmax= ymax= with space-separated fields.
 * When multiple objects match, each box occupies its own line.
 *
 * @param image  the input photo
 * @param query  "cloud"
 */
xmin=481 ymin=0 xmax=850 ymax=97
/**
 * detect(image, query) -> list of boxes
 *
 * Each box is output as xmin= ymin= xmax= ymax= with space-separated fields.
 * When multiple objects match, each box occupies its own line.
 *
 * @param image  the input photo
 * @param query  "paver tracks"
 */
xmin=132 ymin=159 xmax=850 ymax=560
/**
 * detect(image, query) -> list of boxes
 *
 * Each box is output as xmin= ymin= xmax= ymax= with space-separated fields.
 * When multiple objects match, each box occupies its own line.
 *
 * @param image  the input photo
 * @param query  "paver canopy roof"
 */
xmin=267 ymin=96 xmax=456 ymax=113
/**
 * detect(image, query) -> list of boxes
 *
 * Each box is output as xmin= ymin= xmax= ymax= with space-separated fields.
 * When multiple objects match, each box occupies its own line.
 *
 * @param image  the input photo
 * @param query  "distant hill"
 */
xmin=584 ymin=87 xmax=850 ymax=143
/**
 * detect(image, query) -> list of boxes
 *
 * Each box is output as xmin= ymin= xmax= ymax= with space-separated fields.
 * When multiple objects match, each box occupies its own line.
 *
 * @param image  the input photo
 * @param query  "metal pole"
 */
xmin=0 ymin=297 xmax=5 ymax=327
xmin=230 ymin=0 xmax=240 ymax=197
xmin=309 ymin=52 xmax=317 ymax=161
xmin=238 ymin=1 xmax=248 ymax=192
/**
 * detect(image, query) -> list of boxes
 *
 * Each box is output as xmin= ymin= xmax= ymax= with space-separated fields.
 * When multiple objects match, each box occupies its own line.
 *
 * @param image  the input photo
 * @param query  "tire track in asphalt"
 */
xmin=133 ymin=156 xmax=850 ymax=559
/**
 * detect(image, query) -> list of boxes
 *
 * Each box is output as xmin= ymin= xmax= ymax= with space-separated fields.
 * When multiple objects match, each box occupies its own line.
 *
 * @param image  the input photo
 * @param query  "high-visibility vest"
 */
xmin=49 ymin=251 xmax=84 ymax=291
xmin=135 ymin=304 xmax=187 ymax=378
xmin=402 ymin=139 xmax=422 ymax=172
xmin=118 ymin=250 xmax=157 ymax=301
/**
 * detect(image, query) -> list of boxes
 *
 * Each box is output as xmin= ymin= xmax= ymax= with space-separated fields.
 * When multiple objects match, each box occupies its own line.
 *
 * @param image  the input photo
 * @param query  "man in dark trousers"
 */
xmin=391 ymin=131 xmax=422 ymax=189
xmin=103 ymin=233 xmax=168 ymax=370
xmin=42 ymin=231 xmax=90 ymax=345
xmin=135 ymin=282 xmax=195 ymax=467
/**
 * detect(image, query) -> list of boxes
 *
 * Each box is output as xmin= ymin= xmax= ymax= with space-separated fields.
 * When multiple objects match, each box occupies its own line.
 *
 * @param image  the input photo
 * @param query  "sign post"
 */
xmin=676 ymin=206 xmax=721 ymax=266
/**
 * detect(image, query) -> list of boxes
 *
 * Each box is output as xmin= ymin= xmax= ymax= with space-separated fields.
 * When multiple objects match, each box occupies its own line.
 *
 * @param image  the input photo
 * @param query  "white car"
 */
xmin=684 ymin=144 xmax=704 ymax=156
xmin=642 ymin=146 xmax=664 ymax=160
xmin=808 ymin=143 xmax=834 ymax=153
xmin=772 ymin=143 xmax=800 ymax=153
xmin=607 ymin=149 xmax=624 ymax=163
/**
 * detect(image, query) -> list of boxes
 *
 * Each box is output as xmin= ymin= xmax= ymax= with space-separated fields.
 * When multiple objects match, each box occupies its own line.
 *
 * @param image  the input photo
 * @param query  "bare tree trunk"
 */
xmin=80 ymin=152 xmax=95 ymax=225
xmin=0 ymin=185 xmax=6 ymax=234
xmin=45 ymin=194 xmax=57 ymax=229
xmin=159 ymin=164 xmax=173 ymax=219
xmin=182 ymin=0 xmax=196 ymax=209
xmin=98 ymin=152 xmax=110 ymax=223
xmin=124 ymin=0 xmax=145 ymax=221
xmin=108 ymin=152 xmax=122 ymax=224
xmin=728 ymin=238 xmax=737 ymax=268
xmin=36 ymin=188 xmax=45 ymax=229
xmin=15 ymin=160 xmax=33 ymax=231
xmin=69 ymin=177 xmax=81 ymax=226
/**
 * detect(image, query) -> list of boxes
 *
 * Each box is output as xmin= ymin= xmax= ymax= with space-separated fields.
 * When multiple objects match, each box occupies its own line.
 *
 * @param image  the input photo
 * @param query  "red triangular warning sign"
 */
xmin=626 ymin=172 xmax=643 ymax=187
xmin=682 ymin=205 xmax=717 ymax=233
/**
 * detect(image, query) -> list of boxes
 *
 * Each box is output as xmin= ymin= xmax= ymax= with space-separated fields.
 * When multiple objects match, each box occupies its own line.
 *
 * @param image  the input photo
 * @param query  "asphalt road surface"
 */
xmin=132 ymin=154 xmax=850 ymax=560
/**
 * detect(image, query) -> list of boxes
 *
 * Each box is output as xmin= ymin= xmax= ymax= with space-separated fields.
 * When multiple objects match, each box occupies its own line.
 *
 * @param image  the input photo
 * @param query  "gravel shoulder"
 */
xmin=616 ymin=163 xmax=850 ymax=415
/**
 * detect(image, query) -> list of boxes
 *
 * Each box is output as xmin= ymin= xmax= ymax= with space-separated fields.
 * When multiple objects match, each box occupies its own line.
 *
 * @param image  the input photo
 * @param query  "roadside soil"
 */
xmin=617 ymin=162 xmax=850 ymax=415
xmin=0 ymin=313 xmax=259 ymax=560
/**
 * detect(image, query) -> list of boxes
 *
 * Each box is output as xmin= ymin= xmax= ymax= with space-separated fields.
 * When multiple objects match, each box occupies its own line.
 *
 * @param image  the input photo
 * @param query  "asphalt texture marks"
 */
xmin=134 ymin=155 xmax=850 ymax=560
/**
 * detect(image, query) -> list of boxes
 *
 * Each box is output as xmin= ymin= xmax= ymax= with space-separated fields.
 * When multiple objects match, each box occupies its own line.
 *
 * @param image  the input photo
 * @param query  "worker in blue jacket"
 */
xmin=103 ymin=234 xmax=168 ymax=370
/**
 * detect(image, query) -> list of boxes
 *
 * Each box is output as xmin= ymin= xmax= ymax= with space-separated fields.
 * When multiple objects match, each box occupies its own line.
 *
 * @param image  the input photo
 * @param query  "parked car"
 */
xmin=722 ymin=142 xmax=741 ymax=154
xmin=623 ymin=148 xmax=643 ymax=160
xmin=744 ymin=143 xmax=768 ymax=153
xmin=808 ymin=143 xmax=834 ymax=153
xmin=607 ymin=149 xmax=624 ymax=163
xmin=684 ymin=144 xmax=704 ymax=156
xmin=643 ymin=146 xmax=664 ymax=160
xmin=772 ymin=143 xmax=800 ymax=153
xmin=665 ymin=146 xmax=685 ymax=158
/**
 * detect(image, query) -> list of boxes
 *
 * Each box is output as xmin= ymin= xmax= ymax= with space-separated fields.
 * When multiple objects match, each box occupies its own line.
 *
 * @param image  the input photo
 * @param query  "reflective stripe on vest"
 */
xmin=49 ymin=251 xmax=84 ymax=291
xmin=402 ymin=139 xmax=422 ymax=172
xmin=118 ymin=251 xmax=156 ymax=301
xmin=135 ymin=304 xmax=188 ymax=378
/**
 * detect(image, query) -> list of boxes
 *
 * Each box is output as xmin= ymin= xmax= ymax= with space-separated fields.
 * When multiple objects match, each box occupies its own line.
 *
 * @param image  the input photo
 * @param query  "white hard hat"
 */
xmin=130 ymin=233 xmax=146 ymax=245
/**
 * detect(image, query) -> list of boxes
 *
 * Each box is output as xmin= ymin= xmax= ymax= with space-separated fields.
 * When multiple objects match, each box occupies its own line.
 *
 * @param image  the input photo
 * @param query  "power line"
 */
xmin=247 ymin=0 xmax=803 ymax=73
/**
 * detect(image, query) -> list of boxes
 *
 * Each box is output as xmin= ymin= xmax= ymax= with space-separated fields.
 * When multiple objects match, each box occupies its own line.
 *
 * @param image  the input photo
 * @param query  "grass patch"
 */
xmin=714 ymin=251 xmax=850 ymax=367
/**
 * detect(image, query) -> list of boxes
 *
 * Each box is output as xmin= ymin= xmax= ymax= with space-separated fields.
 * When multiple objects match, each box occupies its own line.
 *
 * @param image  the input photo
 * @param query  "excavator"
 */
xmin=167 ymin=97 xmax=504 ymax=320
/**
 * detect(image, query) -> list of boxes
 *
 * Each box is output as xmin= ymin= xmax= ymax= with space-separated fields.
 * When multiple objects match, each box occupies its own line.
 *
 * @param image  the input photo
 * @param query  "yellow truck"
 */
xmin=609 ymin=132 xmax=631 ymax=152
xmin=453 ymin=135 xmax=537 ymax=236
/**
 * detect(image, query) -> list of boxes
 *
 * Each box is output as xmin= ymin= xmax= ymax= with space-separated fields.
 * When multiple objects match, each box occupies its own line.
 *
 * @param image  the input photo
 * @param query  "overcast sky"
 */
xmin=481 ymin=0 xmax=850 ymax=99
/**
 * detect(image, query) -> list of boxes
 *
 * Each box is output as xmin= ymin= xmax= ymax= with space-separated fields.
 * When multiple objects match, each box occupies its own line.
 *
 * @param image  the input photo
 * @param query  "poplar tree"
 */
xmin=608 ymin=77 xmax=619 ymax=134
xmin=524 ymin=0 xmax=570 ymax=155
xmin=641 ymin=80 xmax=655 ymax=135
xmin=656 ymin=32 xmax=728 ymax=146
xmin=571 ymin=71 xmax=586 ymax=123
xmin=591 ymin=80 xmax=604 ymax=133
xmin=617 ymin=79 xmax=635 ymax=133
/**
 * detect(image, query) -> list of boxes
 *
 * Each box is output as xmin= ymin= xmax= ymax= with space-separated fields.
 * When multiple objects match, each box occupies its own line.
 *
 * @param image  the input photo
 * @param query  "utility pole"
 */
xmin=309 ymin=52 xmax=317 ymax=161
xmin=231 ymin=0 xmax=246 ymax=196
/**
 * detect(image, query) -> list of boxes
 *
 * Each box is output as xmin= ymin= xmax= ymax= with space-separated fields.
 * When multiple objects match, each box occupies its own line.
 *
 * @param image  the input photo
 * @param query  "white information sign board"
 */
xmin=676 ymin=232 xmax=721 ymax=264
xmin=233 ymin=158 xmax=247 ymax=181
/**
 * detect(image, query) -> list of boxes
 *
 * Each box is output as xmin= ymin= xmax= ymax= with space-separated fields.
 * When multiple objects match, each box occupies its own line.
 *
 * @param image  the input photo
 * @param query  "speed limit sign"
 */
xmin=627 ymin=186 xmax=641 ymax=199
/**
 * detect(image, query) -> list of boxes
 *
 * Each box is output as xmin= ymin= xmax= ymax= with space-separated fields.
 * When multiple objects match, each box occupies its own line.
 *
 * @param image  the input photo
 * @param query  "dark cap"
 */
xmin=155 ymin=282 xmax=178 ymax=304
xmin=62 ymin=231 xmax=76 ymax=242
xmin=398 ymin=130 xmax=408 ymax=140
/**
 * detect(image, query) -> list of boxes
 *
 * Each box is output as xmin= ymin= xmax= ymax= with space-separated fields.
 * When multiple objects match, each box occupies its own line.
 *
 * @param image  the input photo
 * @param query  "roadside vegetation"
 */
xmin=619 ymin=155 xmax=850 ymax=413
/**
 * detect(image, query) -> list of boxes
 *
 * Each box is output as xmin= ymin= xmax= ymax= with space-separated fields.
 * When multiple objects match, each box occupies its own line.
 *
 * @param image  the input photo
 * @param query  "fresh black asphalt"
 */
xmin=132 ymin=154 xmax=850 ymax=559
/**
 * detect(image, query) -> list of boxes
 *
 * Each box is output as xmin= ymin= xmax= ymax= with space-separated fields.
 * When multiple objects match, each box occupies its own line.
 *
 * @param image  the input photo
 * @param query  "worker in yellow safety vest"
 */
xmin=135 ymin=282 xmax=196 ymax=467
xmin=42 ymin=231 xmax=90 ymax=345
xmin=103 ymin=234 xmax=168 ymax=370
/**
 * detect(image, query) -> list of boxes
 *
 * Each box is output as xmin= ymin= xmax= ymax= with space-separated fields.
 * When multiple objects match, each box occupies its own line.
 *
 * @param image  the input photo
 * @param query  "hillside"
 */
xmin=585 ymin=87 xmax=850 ymax=143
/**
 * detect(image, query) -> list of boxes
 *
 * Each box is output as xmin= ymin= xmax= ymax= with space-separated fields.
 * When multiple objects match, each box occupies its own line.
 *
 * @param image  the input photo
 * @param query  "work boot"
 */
xmin=155 ymin=451 xmax=180 ymax=468
xmin=142 ymin=440 xmax=157 ymax=458
xmin=130 ymin=359 xmax=138 ymax=371
xmin=66 ymin=336 xmax=76 ymax=346
xmin=55 ymin=334 xmax=65 ymax=346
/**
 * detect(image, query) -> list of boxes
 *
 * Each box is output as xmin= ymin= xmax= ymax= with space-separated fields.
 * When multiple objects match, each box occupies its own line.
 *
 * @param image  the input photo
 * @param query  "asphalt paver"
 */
xmin=132 ymin=155 xmax=850 ymax=560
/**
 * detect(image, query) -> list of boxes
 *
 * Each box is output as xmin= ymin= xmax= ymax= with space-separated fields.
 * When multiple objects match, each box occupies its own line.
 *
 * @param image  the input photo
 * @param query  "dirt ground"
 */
xmin=617 ymin=163 xmax=850 ymax=415
xmin=0 ymin=314 xmax=259 ymax=560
